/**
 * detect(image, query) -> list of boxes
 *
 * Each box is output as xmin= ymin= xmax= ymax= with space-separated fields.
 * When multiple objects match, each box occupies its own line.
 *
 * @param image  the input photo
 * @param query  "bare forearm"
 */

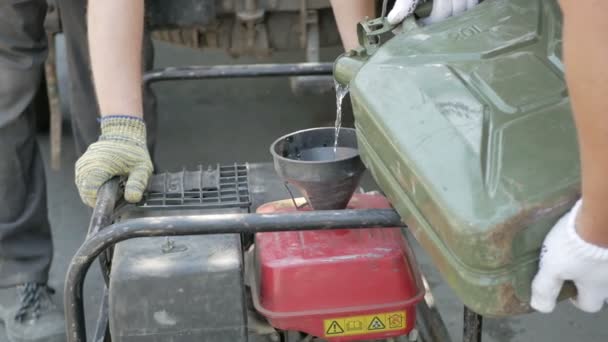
xmin=330 ymin=0 xmax=375 ymax=51
xmin=88 ymin=0 xmax=144 ymax=118
xmin=561 ymin=0 xmax=608 ymax=245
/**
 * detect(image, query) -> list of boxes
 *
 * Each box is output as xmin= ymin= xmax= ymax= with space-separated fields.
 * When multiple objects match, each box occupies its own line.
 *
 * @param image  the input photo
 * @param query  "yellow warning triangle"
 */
xmin=367 ymin=316 xmax=386 ymax=331
xmin=326 ymin=321 xmax=345 ymax=335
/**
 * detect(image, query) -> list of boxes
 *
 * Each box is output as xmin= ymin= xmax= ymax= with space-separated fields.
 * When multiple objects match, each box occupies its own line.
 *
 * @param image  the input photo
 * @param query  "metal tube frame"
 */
xmin=86 ymin=178 xmax=120 ymax=283
xmin=65 ymin=181 xmax=405 ymax=342
xmin=415 ymin=274 xmax=453 ymax=342
xmin=143 ymin=62 xmax=333 ymax=86
xmin=65 ymin=62 xmax=476 ymax=342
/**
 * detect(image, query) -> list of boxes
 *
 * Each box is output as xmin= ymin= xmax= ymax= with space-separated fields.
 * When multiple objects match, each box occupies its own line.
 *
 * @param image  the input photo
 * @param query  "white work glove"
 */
xmin=387 ymin=0 xmax=479 ymax=25
xmin=531 ymin=200 xmax=608 ymax=313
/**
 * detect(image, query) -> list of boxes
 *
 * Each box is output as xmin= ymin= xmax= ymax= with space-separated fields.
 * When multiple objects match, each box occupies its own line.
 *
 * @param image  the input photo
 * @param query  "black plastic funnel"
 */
xmin=270 ymin=127 xmax=366 ymax=210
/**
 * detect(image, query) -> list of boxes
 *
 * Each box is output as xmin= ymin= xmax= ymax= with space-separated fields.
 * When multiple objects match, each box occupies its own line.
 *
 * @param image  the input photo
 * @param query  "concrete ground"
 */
xmin=2 ymin=41 xmax=606 ymax=342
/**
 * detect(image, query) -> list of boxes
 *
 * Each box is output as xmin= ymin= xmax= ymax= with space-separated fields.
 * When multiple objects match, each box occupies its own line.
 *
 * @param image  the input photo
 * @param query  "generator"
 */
xmin=108 ymin=190 xmax=422 ymax=342
xmin=66 ymin=128 xmax=428 ymax=342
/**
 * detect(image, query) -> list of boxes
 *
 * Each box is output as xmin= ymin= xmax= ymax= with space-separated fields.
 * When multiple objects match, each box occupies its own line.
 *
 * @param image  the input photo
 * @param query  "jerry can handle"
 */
xmin=356 ymin=0 xmax=425 ymax=56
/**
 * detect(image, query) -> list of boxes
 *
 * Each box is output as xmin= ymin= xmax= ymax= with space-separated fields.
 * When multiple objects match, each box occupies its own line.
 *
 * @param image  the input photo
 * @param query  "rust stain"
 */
xmin=495 ymin=284 xmax=531 ymax=317
xmin=484 ymin=190 xmax=580 ymax=263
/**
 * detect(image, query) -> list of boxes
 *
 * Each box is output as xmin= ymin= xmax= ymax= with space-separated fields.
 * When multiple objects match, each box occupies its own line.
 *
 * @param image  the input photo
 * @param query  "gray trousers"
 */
xmin=0 ymin=0 xmax=156 ymax=287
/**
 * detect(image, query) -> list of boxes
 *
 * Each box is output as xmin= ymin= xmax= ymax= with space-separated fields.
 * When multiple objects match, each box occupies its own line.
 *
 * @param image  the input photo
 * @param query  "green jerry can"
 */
xmin=334 ymin=0 xmax=580 ymax=317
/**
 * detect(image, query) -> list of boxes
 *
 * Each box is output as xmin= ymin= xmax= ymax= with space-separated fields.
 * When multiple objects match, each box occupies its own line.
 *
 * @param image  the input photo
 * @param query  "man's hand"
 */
xmin=531 ymin=200 xmax=608 ymax=313
xmin=387 ymin=0 xmax=479 ymax=25
xmin=75 ymin=116 xmax=153 ymax=207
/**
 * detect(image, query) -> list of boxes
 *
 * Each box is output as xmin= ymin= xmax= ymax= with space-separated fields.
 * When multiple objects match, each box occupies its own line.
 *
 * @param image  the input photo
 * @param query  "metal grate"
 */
xmin=139 ymin=164 xmax=250 ymax=209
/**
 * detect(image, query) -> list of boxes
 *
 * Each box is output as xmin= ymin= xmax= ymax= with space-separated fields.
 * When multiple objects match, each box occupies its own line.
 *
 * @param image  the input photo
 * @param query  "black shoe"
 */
xmin=2 ymin=283 xmax=66 ymax=342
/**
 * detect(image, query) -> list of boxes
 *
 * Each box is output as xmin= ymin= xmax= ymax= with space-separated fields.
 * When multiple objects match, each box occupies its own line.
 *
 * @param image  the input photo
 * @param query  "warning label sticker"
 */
xmin=368 ymin=316 xmax=386 ymax=330
xmin=326 ymin=321 xmax=345 ymax=335
xmin=323 ymin=311 xmax=406 ymax=337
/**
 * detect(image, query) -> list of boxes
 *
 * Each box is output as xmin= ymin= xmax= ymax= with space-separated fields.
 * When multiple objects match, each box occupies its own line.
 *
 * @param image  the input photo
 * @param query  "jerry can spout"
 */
xmin=333 ymin=15 xmax=399 ymax=86
xmin=333 ymin=52 xmax=365 ymax=87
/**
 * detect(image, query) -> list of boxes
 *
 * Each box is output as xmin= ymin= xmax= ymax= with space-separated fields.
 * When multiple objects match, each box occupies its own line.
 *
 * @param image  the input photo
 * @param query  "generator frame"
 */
xmin=64 ymin=62 xmax=484 ymax=342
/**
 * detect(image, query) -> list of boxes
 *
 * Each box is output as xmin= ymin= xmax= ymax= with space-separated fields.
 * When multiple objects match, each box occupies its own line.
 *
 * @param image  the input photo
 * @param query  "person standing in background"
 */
xmin=0 ymin=1 xmax=156 ymax=341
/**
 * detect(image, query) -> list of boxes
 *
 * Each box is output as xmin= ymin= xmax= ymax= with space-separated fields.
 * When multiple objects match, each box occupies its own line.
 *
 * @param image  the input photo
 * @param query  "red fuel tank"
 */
xmin=252 ymin=194 xmax=424 ymax=341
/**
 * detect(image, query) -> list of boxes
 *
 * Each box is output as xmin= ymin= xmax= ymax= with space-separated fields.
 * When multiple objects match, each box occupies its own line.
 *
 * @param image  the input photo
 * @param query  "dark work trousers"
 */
xmin=0 ymin=0 xmax=157 ymax=287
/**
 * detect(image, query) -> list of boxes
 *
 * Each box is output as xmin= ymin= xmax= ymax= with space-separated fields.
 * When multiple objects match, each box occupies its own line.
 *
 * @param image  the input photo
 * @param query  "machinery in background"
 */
xmin=41 ymin=0 xmax=348 ymax=169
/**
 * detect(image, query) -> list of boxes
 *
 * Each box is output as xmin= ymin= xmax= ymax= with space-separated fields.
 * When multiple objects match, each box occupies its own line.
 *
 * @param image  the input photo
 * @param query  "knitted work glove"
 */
xmin=531 ymin=200 xmax=608 ymax=313
xmin=75 ymin=116 xmax=153 ymax=207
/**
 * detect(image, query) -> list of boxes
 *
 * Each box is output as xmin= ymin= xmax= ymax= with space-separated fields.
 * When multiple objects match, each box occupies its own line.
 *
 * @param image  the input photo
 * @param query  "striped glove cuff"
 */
xmin=100 ymin=116 xmax=147 ymax=146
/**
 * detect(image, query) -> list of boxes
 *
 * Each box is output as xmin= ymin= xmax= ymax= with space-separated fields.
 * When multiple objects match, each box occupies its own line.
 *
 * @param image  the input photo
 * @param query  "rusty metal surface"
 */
xmin=144 ymin=0 xmax=336 ymax=56
xmin=48 ymin=0 xmax=339 ymax=55
xmin=152 ymin=10 xmax=339 ymax=54
xmin=147 ymin=0 xmax=338 ymax=56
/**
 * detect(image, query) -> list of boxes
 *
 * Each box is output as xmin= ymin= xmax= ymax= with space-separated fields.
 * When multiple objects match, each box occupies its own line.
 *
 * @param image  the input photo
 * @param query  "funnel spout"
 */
xmin=270 ymin=127 xmax=366 ymax=210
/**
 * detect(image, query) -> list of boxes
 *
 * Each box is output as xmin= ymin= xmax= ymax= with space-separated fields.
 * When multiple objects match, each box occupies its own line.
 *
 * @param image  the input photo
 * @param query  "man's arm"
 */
xmin=88 ymin=0 xmax=144 ymax=118
xmin=560 ymin=0 xmax=608 ymax=246
xmin=531 ymin=0 xmax=608 ymax=314
xmin=330 ymin=0 xmax=375 ymax=51
xmin=75 ymin=0 xmax=152 ymax=208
